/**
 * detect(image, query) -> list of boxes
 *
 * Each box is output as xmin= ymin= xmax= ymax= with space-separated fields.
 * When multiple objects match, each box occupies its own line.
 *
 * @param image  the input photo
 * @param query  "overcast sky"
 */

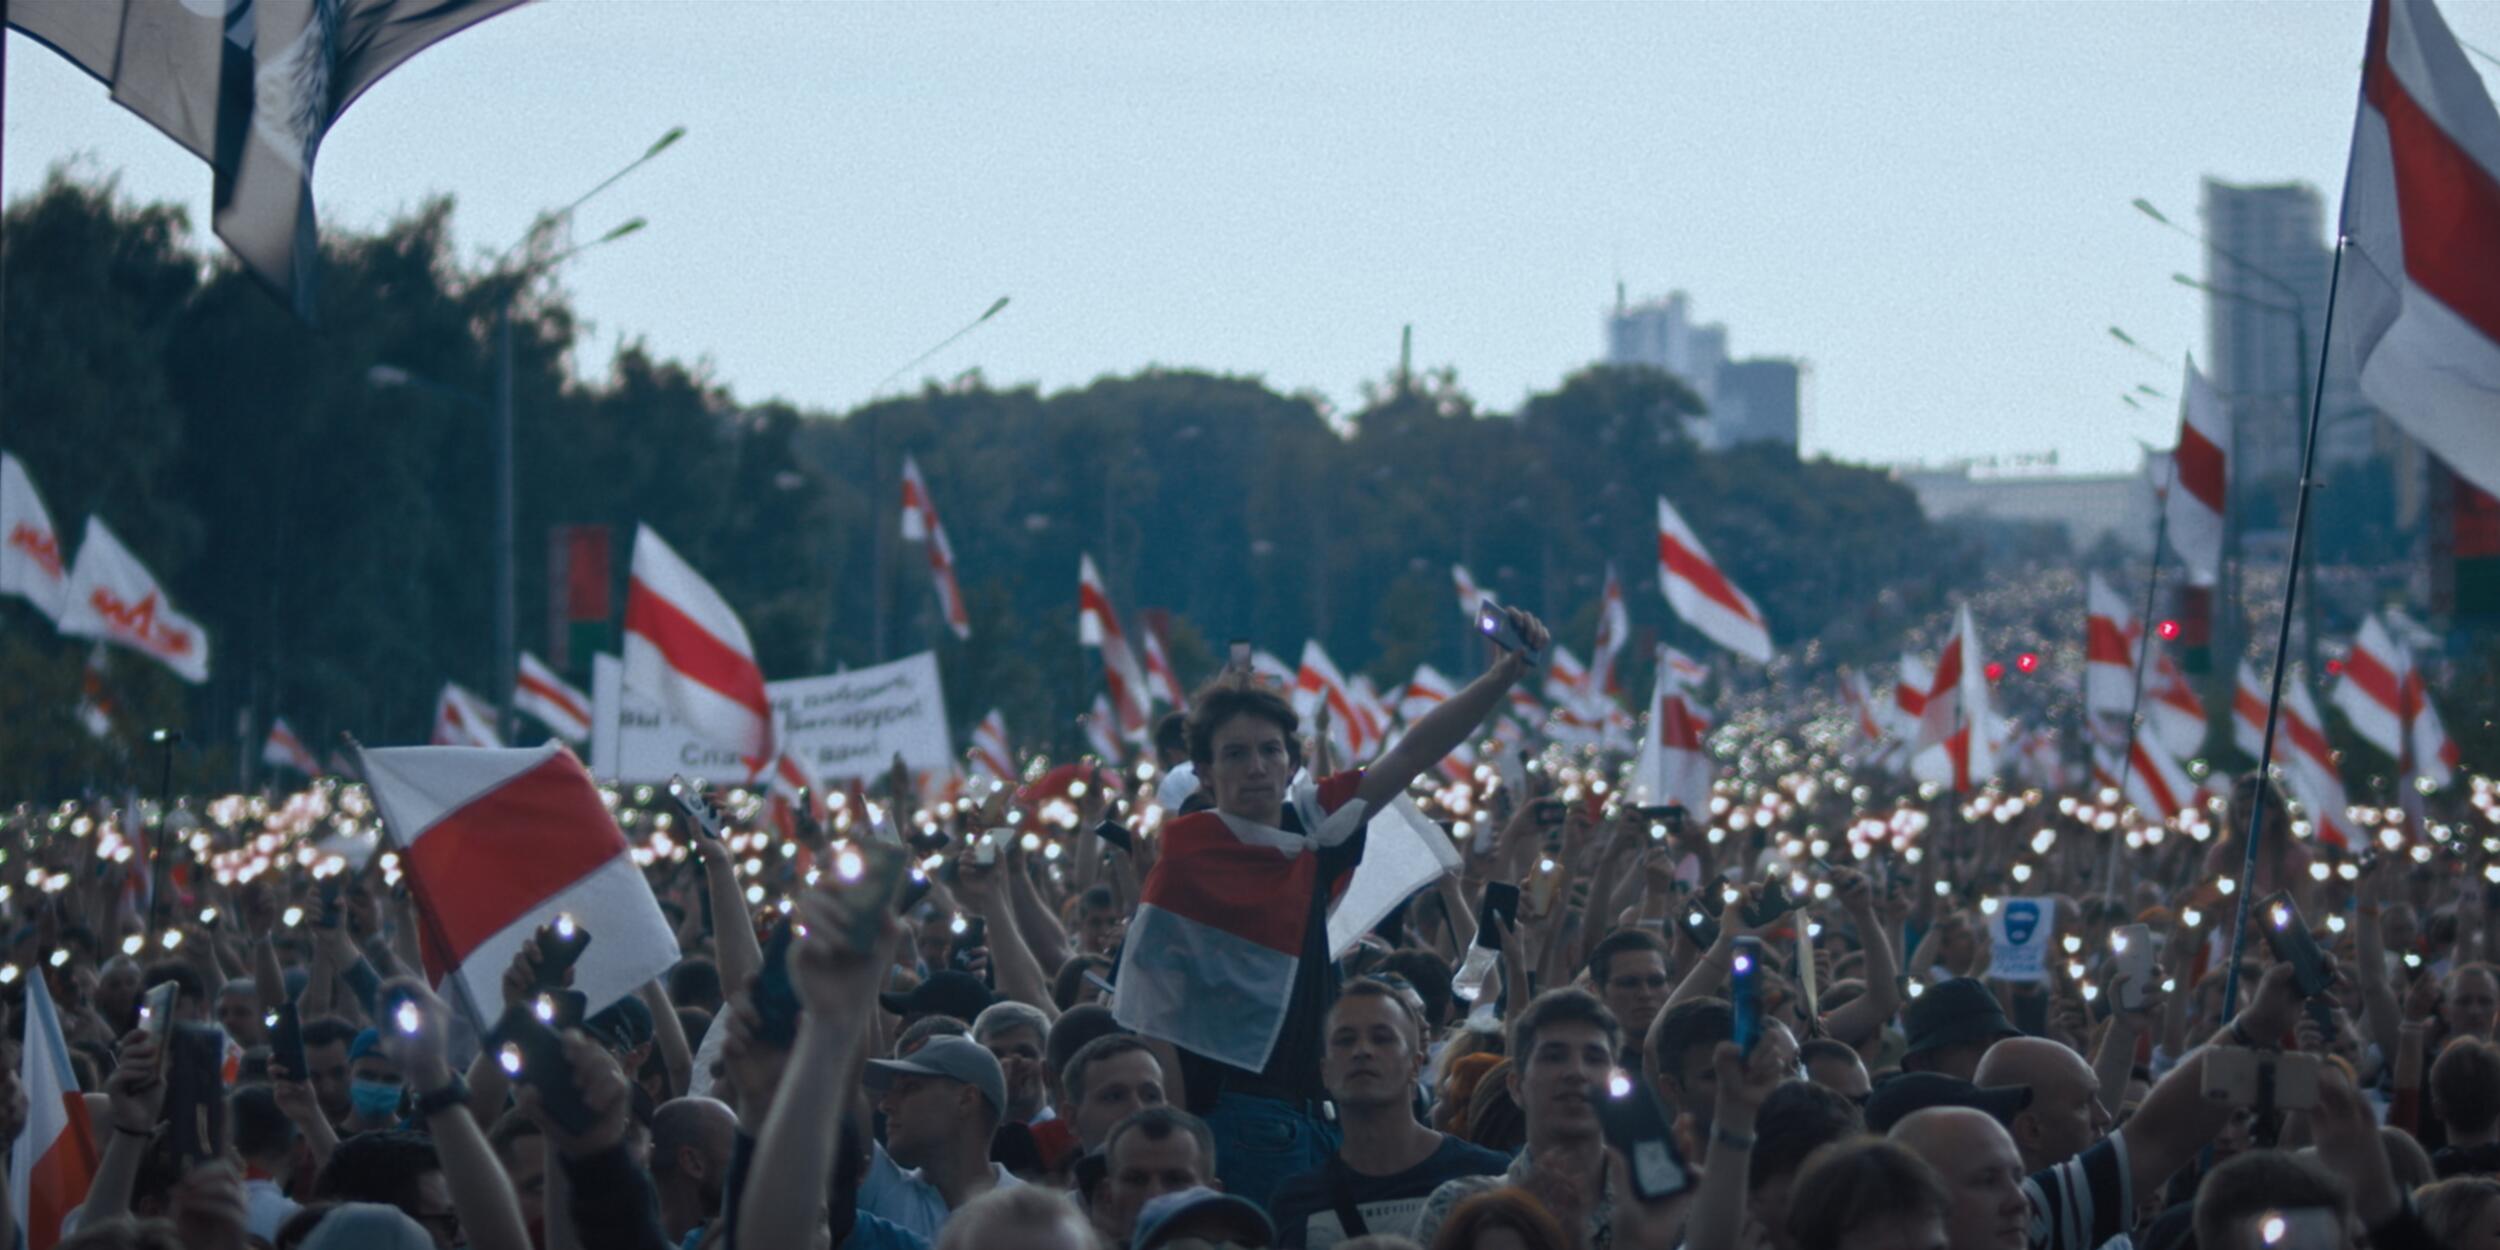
xmin=10 ymin=0 xmax=2496 ymax=474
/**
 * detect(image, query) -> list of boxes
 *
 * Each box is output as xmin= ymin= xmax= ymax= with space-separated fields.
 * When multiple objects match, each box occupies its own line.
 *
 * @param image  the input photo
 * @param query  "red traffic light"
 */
xmin=2156 ymin=619 xmax=2181 ymax=640
xmin=1984 ymin=661 xmax=2005 ymax=682
xmin=2016 ymin=652 xmax=2040 ymax=674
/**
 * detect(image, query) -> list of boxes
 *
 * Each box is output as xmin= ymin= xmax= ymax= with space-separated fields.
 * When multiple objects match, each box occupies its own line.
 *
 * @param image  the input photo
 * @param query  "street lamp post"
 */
xmin=370 ymin=129 xmax=677 ymax=742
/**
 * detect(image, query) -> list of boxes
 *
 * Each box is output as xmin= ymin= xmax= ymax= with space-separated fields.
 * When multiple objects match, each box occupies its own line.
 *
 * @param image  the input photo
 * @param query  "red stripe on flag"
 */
xmin=2343 ymin=646 xmax=2403 ymax=713
xmin=2365 ymin=1 xmax=2500 ymax=346
xmin=1148 ymin=814 xmax=1318 ymax=955
xmin=517 ymin=670 xmax=590 ymax=722
xmin=625 ymin=576 xmax=769 ymax=712
xmin=2175 ymin=422 xmax=2228 ymax=514
xmin=2086 ymin=617 xmax=2133 ymax=667
xmin=403 ymin=755 xmax=627 ymax=969
xmin=28 ymin=1091 xmax=97 ymax=1249
xmin=1657 ymin=532 xmax=1759 ymax=626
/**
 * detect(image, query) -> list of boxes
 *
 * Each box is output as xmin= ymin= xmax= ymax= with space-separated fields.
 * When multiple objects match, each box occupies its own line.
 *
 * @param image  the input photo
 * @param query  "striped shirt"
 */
xmin=2025 ymin=1132 xmax=2134 ymax=1250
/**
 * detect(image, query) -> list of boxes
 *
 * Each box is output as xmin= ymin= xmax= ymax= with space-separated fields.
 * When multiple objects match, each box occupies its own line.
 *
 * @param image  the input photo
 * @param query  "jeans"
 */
xmin=1203 ymin=1090 xmax=1341 ymax=1209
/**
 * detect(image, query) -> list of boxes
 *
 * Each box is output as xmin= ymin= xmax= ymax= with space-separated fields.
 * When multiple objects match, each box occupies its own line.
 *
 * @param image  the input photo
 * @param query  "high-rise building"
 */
xmin=1714 ymin=358 xmax=1801 ymax=449
xmin=2198 ymin=179 xmax=2375 ymax=496
xmin=1603 ymin=288 xmax=1797 ymax=452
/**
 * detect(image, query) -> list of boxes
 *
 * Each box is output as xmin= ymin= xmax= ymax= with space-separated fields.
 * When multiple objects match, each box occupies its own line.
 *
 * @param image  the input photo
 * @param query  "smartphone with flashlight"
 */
xmin=666 ymin=775 xmax=726 ymax=842
xmin=1477 ymin=599 xmax=1538 ymax=663
xmin=534 ymin=914 xmax=592 ymax=990
xmin=1680 ymin=902 xmax=1721 ymax=952
xmin=140 ymin=980 xmax=178 ymax=1042
xmin=1743 ymin=876 xmax=1794 ymax=929
xmin=1730 ymin=936 xmax=1766 ymax=1055
xmin=270 ymin=1003 xmax=309 ymax=1081
xmin=163 ymin=1025 xmax=228 ymax=1166
xmin=1474 ymin=882 xmax=1521 ymax=953
xmin=1599 ymin=1068 xmax=1693 ymax=1201
xmin=489 ymin=1002 xmax=597 ymax=1135
xmin=381 ymin=984 xmax=424 ymax=1038
xmin=834 ymin=839 xmax=913 ymax=948
xmin=2110 ymin=924 xmax=2157 ymax=1011
xmin=2258 ymin=892 xmax=2335 ymax=999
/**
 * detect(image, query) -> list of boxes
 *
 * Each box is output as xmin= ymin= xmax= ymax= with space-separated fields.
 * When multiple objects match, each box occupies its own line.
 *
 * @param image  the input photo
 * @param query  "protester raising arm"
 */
xmin=1815 ymin=870 xmax=1901 ymax=1045
xmin=519 ymin=1029 xmax=673 ymax=1250
xmin=2116 ymin=960 xmax=2312 ymax=1197
xmin=950 ymin=856 xmax=1057 ymax=1020
xmin=639 ymin=979 xmax=694 ymax=1100
xmin=1358 ymin=606 xmax=1550 ymax=810
xmin=380 ymin=976 xmax=533 ymax=1250
xmin=1684 ymin=1034 xmax=1796 ymax=1250
xmin=693 ymin=825 xmax=764 ymax=997
xmin=81 ymin=1029 xmax=165 ymax=1223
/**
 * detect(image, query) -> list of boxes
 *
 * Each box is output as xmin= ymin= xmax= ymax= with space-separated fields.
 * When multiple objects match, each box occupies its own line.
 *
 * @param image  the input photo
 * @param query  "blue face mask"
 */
xmin=350 ymin=1078 xmax=402 ymax=1120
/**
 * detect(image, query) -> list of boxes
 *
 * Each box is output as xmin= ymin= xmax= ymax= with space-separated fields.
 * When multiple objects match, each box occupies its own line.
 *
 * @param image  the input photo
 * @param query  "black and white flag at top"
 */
xmin=8 ymin=0 xmax=527 ymax=321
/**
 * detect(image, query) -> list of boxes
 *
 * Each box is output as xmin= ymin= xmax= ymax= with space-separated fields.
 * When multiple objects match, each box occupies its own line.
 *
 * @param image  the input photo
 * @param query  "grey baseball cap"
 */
xmin=862 ymin=1034 xmax=1007 ymax=1117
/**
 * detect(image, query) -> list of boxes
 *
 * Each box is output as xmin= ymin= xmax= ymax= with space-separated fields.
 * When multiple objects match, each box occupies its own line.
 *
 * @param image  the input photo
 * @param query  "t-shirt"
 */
xmin=859 ymin=1140 xmax=1025 ymax=1242
xmin=1178 ymin=771 xmax=1370 ymax=1110
xmin=1271 ymin=1135 xmax=1513 ymax=1248
xmin=2025 ymin=1133 xmax=2133 ymax=1250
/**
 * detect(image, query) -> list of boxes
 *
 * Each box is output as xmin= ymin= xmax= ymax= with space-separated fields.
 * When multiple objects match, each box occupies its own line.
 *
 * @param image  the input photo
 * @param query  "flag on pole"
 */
xmin=2332 ymin=614 xmax=2411 ymax=758
xmin=2165 ymin=360 xmax=2229 ymax=586
xmin=263 ymin=718 xmax=323 ymax=777
xmin=1841 ymin=668 xmax=1886 ymax=746
xmin=1084 ymin=694 xmax=1126 ymax=763
xmin=431 ymin=684 xmax=503 ymax=748
xmin=624 ymin=525 xmax=774 ymax=761
xmin=0 ymin=452 xmax=68 ymax=624
xmin=2092 ymin=737 xmax=2198 ymax=824
xmin=2336 ymin=0 xmax=2500 ymax=499
xmin=2144 ymin=654 xmax=2209 ymax=760
xmin=9 ymin=968 xmax=97 ymax=1250
xmin=2233 ymin=662 xmax=2357 ymax=847
xmin=1587 ymin=564 xmax=1630 ymax=702
xmin=55 ymin=517 xmax=209 ymax=683
xmin=8 ymin=0 xmax=529 ymax=320
xmin=514 ymin=652 xmax=593 ymax=744
xmin=1141 ymin=626 xmax=1188 ymax=713
xmin=360 ymin=743 xmax=680 ymax=1023
xmin=1294 ymin=640 xmax=1375 ymax=762
xmin=1656 ymin=494 xmax=1773 ymax=662
xmin=1453 ymin=564 xmax=1490 ymax=619
xmin=969 ymin=710 xmax=1014 ymax=785
xmin=898 ymin=454 xmax=972 ymax=641
xmin=1662 ymin=647 xmax=1711 ymax=688
xmin=1633 ymin=647 xmax=1713 ymax=814
xmin=1078 ymin=554 xmax=1153 ymax=738
xmin=1894 ymin=652 xmax=1932 ymax=727
xmin=2404 ymin=663 xmax=2459 ymax=790
xmin=1913 ymin=606 xmax=1994 ymax=791
xmin=2085 ymin=572 xmax=2141 ymax=720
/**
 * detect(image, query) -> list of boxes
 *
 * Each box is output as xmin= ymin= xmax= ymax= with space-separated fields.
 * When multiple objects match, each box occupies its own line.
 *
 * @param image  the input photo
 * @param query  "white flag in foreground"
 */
xmin=361 ymin=743 xmax=679 ymax=1023
xmin=56 ymin=517 xmax=208 ymax=683
xmin=2337 ymin=0 xmax=2500 ymax=498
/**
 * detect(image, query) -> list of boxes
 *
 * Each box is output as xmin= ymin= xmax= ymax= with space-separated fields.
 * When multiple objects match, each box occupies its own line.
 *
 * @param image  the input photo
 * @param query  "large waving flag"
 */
xmin=2404 ymin=663 xmax=2460 ymax=790
xmin=361 ymin=743 xmax=679 ymax=1022
xmin=9 ymin=0 xmax=529 ymax=320
xmin=10 ymin=969 xmax=97 ymax=1250
xmin=56 ymin=517 xmax=209 ymax=683
xmin=430 ymin=683 xmax=503 ymax=749
xmin=2165 ymin=361 xmax=2229 ymax=587
xmin=624 ymin=525 xmax=773 ymax=761
xmin=0 ymin=452 xmax=68 ymax=624
xmin=2084 ymin=572 xmax=2141 ymax=721
xmin=514 ymin=652 xmax=593 ymax=745
xmin=2332 ymin=614 xmax=2410 ymax=757
xmin=2233 ymin=662 xmax=2357 ymax=847
xmin=1914 ymin=606 xmax=1994 ymax=791
xmin=1633 ymin=647 xmax=1713 ymax=814
xmin=2093 ymin=737 xmax=2198 ymax=824
xmin=898 ymin=454 xmax=972 ymax=641
xmin=2336 ymin=0 xmax=2500 ymax=498
xmin=263 ymin=718 xmax=323 ymax=778
xmin=1893 ymin=652 xmax=1933 ymax=727
xmin=2143 ymin=653 xmax=2209 ymax=760
xmin=1656 ymin=495 xmax=1773 ymax=662
xmin=1078 ymin=555 xmax=1152 ymax=738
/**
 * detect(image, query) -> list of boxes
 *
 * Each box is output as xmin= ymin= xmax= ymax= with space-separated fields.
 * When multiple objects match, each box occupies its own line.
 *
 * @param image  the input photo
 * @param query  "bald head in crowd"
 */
xmin=1973 ymin=1037 xmax=2112 ymax=1173
xmin=1891 ymin=1107 xmax=2031 ymax=1250
xmin=650 ymin=1097 xmax=738 ymax=1244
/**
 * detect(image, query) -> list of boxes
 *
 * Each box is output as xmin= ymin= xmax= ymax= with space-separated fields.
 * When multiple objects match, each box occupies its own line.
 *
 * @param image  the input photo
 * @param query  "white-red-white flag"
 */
xmin=1914 ymin=605 xmax=1994 ymax=791
xmin=1252 ymin=649 xmax=1296 ymax=692
xmin=1656 ymin=494 xmax=1773 ymax=663
xmin=2337 ymin=0 xmax=2500 ymax=499
xmin=364 ymin=744 xmax=679 ymax=1022
xmin=514 ymin=652 xmax=593 ymax=745
xmin=2144 ymin=653 xmax=2208 ymax=760
xmin=431 ymin=683 xmax=503 ymax=748
xmin=2093 ymin=737 xmax=2198 ymax=824
xmin=1587 ymin=564 xmax=1631 ymax=701
xmin=1294 ymin=640 xmax=1376 ymax=762
xmin=1841 ymin=668 xmax=1885 ymax=745
xmin=1894 ymin=652 xmax=1933 ymax=727
xmin=1662 ymin=647 xmax=1710 ymax=688
xmin=1141 ymin=626 xmax=1189 ymax=713
xmin=55 ymin=517 xmax=209 ymax=683
xmin=1397 ymin=665 xmax=1471 ymax=781
xmin=1084 ymin=694 xmax=1126 ymax=763
xmin=623 ymin=525 xmax=773 ymax=761
xmin=2085 ymin=572 xmax=2142 ymax=720
xmin=0 ymin=452 xmax=69 ymax=625
xmin=1078 ymin=554 xmax=1153 ymax=738
xmin=1348 ymin=675 xmax=1392 ymax=758
xmin=1633 ymin=647 xmax=1713 ymax=814
xmin=898 ymin=454 xmax=972 ymax=640
xmin=2165 ymin=360 xmax=2229 ymax=587
xmin=968 ymin=710 xmax=1014 ymax=785
xmin=2233 ymin=661 xmax=2358 ymax=847
xmin=1542 ymin=644 xmax=1589 ymax=708
xmin=9 ymin=968 xmax=97 ymax=1250
xmin=2404 ymin=664 xmax=2460 ymax=790
xmin=2332 ymin=614 xmax=2410 ymax=758
xmin=1453 ymin=563 xmax=1490 ymax=620
xmin=262 ymin=718 xmax=322 ymax=777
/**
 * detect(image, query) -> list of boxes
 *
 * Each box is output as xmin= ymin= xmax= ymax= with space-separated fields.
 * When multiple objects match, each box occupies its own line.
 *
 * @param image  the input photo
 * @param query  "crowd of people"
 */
xmin=1 ymin=602 xmax=2497 ymax=1250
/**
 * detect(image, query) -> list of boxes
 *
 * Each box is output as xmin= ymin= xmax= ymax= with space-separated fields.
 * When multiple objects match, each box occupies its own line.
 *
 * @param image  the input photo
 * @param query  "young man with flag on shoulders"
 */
xmin=1113 ymin=604 xmax=1550 ymax=1207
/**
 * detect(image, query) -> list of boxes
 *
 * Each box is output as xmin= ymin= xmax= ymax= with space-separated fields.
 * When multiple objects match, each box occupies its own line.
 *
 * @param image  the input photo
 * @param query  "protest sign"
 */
xmin=1989 ymin=896 xmax=2056 ymax=984
xmin=591 ymin=651 xmax=955 ymax=785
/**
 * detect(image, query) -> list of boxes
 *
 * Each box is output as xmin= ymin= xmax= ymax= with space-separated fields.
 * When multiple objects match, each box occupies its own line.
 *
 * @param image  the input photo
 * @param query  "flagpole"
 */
xmin=2100 ymin=460 xmax=2177 ymax=897
xmin=2217 ymin=235 xmax=2350 ymax=1024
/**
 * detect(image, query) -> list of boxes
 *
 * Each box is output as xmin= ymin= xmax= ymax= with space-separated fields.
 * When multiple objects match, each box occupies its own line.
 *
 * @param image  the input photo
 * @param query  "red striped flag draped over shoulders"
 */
xmin=1113 ymin=772 xmax=1367 ymax=1072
